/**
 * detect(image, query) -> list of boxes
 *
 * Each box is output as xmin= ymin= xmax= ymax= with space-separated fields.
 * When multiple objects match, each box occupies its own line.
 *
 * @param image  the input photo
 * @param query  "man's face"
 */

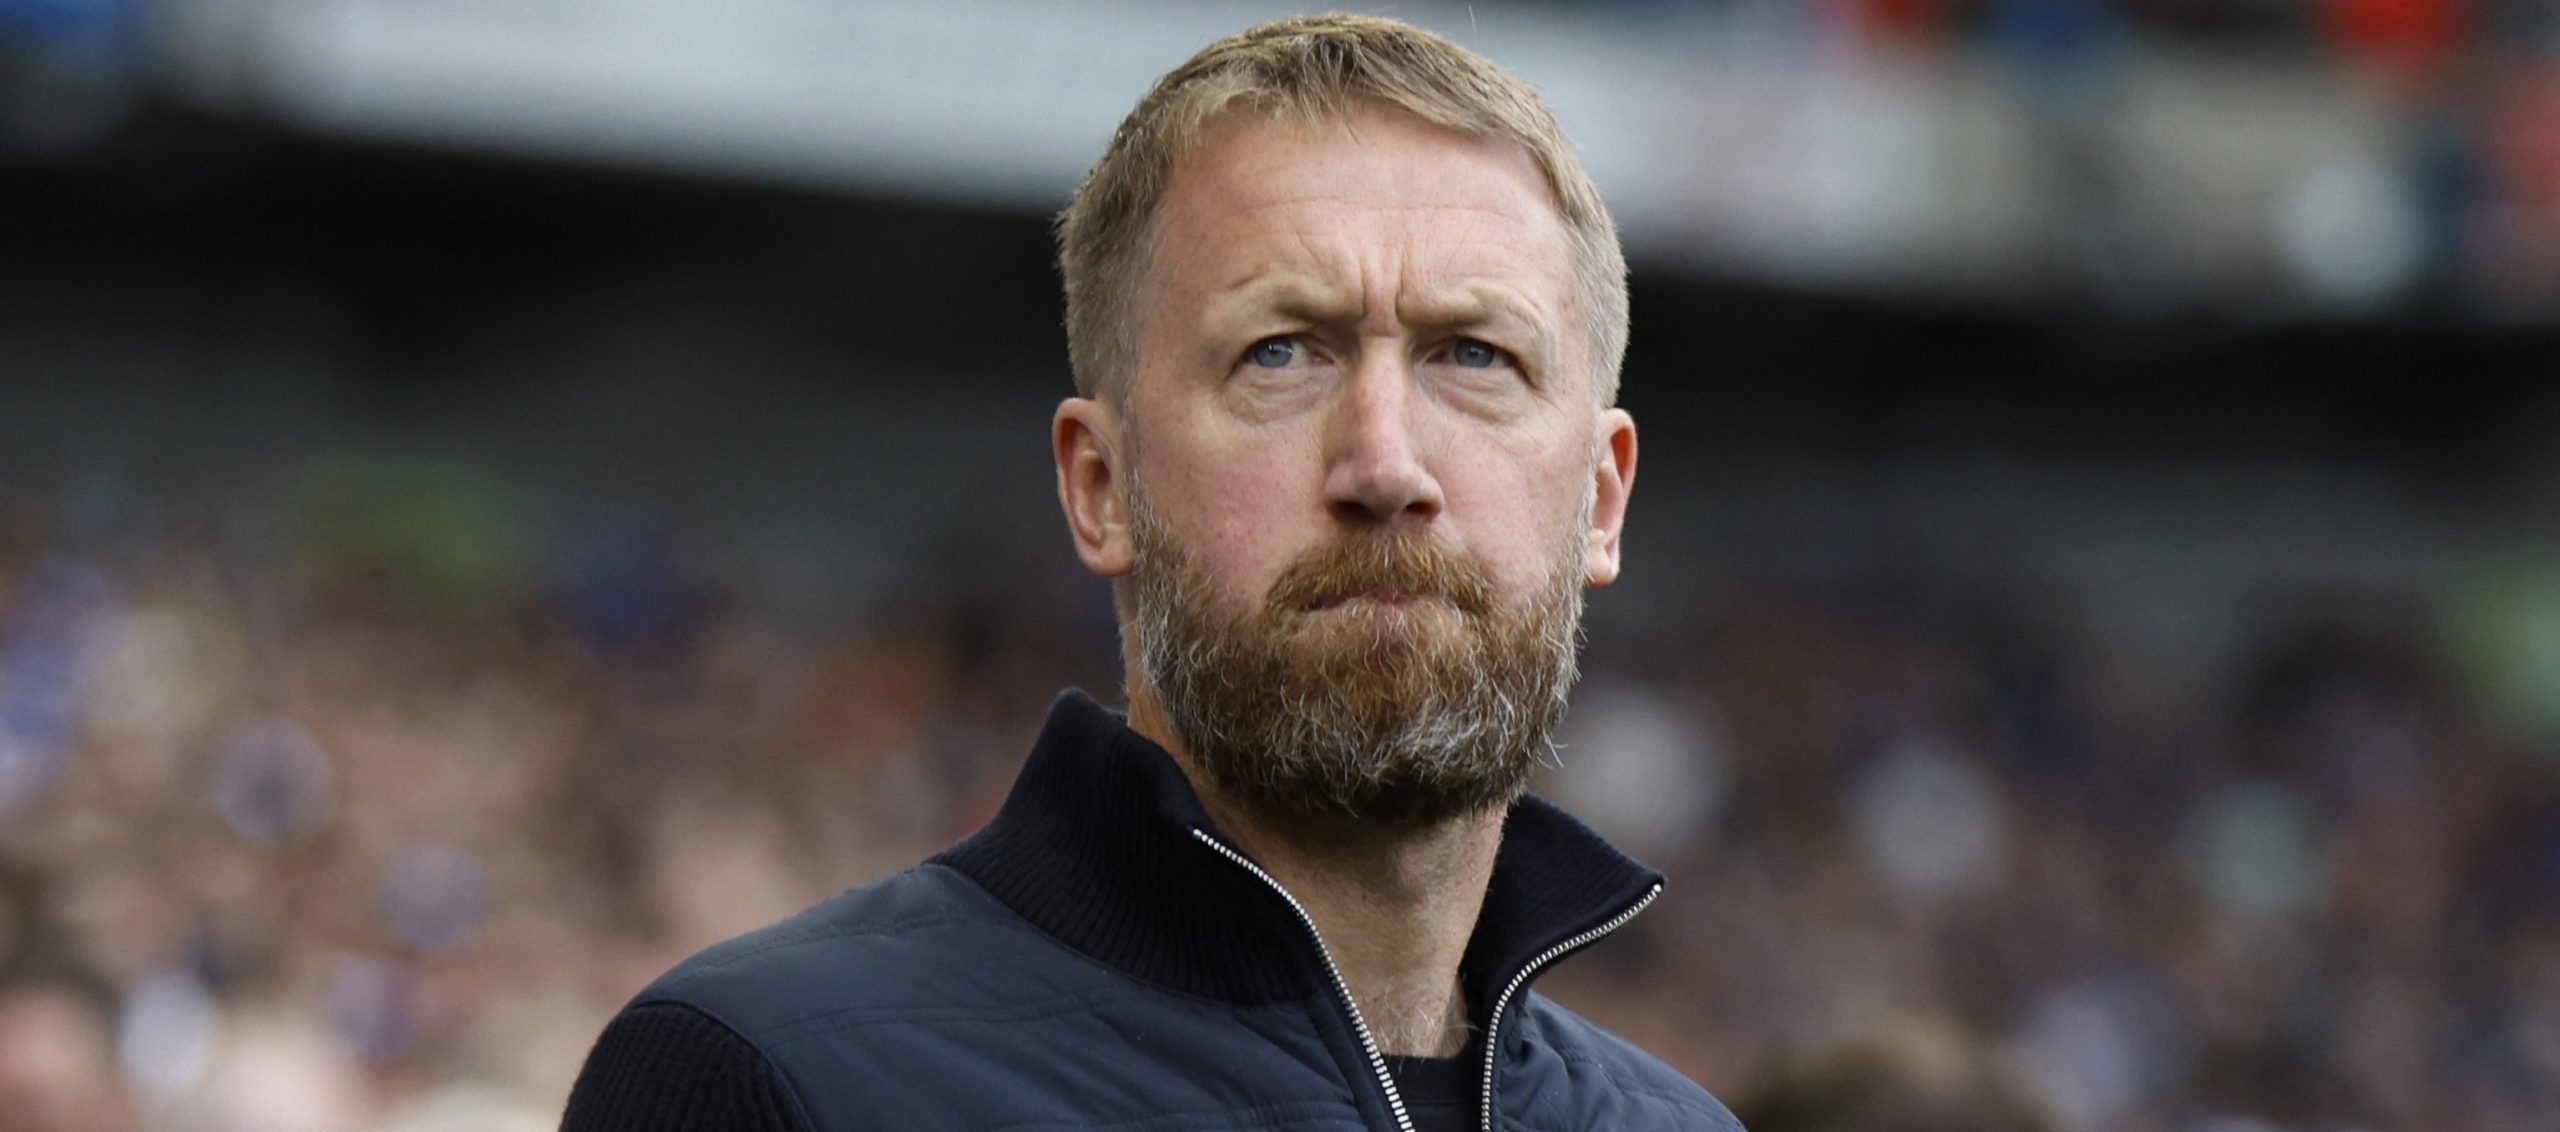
xmin=1059 ymin=107 xmax=1636 ymax=827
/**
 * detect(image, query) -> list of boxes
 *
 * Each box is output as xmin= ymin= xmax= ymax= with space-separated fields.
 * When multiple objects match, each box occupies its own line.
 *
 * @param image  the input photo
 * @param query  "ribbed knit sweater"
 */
xmin=562 ymin=1002 xmax=802 ymax=1131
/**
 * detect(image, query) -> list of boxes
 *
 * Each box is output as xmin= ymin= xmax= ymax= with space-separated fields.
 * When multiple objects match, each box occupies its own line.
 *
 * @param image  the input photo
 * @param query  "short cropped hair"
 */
xmin=1056 ymin=13 xmax=1630 ymax=408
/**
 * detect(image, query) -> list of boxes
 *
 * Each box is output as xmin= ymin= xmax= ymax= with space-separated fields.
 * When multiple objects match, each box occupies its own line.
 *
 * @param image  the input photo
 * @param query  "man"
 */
xmin=562 ymin=14 xmax=1740 ymax=1131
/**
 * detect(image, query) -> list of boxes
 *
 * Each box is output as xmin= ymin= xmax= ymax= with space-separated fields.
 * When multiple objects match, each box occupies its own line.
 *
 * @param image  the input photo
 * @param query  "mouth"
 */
xmin=1305 ymin=589 xmax=1446 ymax=612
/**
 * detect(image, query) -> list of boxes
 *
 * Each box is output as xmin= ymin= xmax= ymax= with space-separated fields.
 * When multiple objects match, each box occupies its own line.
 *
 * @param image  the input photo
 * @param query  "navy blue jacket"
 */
xmin=562 ymin=691 xmax=1741 ymax=1131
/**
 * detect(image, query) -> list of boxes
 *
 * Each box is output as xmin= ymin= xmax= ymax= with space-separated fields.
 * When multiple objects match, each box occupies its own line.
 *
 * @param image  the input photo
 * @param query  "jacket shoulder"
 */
xmin=631 ymin=862 xmax=1069 ymax=1042
xmin=612 ymin=863 xmax=1373 ymax=1132
xmin=1506 ymin=992 xmax=1744 ymax=1131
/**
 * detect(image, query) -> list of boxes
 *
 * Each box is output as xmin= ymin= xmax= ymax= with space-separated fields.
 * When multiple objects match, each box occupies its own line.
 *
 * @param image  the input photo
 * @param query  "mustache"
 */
xmin=1263 ymin=532 xmax=1497 ymax=618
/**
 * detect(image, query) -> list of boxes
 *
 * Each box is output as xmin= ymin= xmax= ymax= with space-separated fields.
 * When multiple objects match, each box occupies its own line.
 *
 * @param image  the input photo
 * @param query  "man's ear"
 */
xmin=1585 ymin=408 xmax=1637 ymax=587
xmin=1055 ymin=397 xmax=1134 ymax=577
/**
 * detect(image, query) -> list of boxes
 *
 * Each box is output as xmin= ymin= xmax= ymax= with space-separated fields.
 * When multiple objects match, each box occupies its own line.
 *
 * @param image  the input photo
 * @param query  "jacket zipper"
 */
xmin=1476 ymin=882 xmax=1662 ymax=1132
xmin=1190 ymin=828 xmax=1418 ymax=1132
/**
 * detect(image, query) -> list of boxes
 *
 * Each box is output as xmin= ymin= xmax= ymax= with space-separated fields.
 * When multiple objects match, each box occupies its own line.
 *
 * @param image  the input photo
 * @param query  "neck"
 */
xmin=1127 ymin=689 xmax=1505 ymax=1058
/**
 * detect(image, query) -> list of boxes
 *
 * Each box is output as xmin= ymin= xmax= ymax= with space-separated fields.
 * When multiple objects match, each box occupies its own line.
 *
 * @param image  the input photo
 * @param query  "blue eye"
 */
xmin=1248 ymin=337 xmax=1303 ymax=368
xmin=1451 ymin=339 xmax=1505 ymax=369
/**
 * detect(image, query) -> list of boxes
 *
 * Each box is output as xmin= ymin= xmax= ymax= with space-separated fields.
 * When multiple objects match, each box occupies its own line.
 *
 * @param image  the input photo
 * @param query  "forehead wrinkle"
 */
xmin=1405 ymin=197 xmax=1564 ymax=296
xmin=1205 ymin=269 xmax=1360 ymax=331
xmin=1172 ymin=151 xmax=1573 ymax=345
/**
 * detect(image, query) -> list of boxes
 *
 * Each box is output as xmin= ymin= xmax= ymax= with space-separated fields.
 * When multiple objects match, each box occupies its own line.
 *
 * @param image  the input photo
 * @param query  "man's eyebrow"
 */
xmin=1398 ymin=284 xmax=1544 ymax=334
xmin=1206 ymin=275 xmax=1553 ymax=342
xmin=1205 ymin=273 xmax=1359 ymax=327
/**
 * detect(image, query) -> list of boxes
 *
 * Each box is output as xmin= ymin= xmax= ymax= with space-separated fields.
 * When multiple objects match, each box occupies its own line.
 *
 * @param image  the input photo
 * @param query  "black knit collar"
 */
xmin=932 ymin=690 xmax=1665 ymax=1018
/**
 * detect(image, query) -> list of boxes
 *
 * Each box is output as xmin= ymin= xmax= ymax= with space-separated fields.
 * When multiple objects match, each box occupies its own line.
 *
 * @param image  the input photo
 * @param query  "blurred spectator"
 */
xmin=1737 ymin=1020 xmax=2055 ymax=1132
xmin=0 ymin=985 xmax=127 ymax=1132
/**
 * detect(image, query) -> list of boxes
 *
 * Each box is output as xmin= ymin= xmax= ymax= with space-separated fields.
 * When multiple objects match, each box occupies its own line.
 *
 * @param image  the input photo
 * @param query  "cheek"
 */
xmin=1140 ymin=439 xmax=1321 ymax=598
xmin=1444 ymin=445 xmax=1591 ymax=590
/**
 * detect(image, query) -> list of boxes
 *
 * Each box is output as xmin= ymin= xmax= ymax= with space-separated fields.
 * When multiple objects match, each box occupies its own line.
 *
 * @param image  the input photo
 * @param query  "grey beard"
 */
xmin=1126 ymin=490 xmax=1587 ymax=832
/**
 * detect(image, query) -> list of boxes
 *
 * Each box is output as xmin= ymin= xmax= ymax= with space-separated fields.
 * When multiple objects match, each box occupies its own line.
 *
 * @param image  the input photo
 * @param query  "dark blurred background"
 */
xmin=4 ymin=1 xmax=2560 ymax=1130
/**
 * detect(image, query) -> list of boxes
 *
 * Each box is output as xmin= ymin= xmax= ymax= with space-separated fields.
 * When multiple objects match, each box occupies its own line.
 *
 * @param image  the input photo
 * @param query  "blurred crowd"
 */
xmin=1547 ymin=586 xmax=2560 ymax=1132
xmin=0 ymin=460 xmax=1118 ymax=1132
xmin=0 ymin=446 xmax=2554 ymax=1132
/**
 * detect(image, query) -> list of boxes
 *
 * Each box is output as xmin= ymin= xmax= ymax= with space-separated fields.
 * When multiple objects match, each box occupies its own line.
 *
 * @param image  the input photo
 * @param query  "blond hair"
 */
xmin=1056 ymin=13 xmax=1629 ymax=408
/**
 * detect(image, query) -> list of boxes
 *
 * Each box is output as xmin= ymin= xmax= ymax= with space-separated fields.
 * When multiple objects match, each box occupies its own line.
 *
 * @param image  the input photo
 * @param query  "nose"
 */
xmin=1322 ymin=356 xmax=1443 ymax=527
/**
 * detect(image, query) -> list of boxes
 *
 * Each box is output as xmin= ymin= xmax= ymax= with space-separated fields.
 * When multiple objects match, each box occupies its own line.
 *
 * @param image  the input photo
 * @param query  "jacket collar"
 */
xmin=933 ymin=690 xmax=1665 ymax=1019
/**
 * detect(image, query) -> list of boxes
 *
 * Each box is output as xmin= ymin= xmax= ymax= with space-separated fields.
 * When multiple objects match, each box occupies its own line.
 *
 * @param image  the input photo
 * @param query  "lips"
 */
xmin=1305 ymin=589 xmax=1449 ymax=612
xmin=1263 ymin=532 xmax=1497 ymax=619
